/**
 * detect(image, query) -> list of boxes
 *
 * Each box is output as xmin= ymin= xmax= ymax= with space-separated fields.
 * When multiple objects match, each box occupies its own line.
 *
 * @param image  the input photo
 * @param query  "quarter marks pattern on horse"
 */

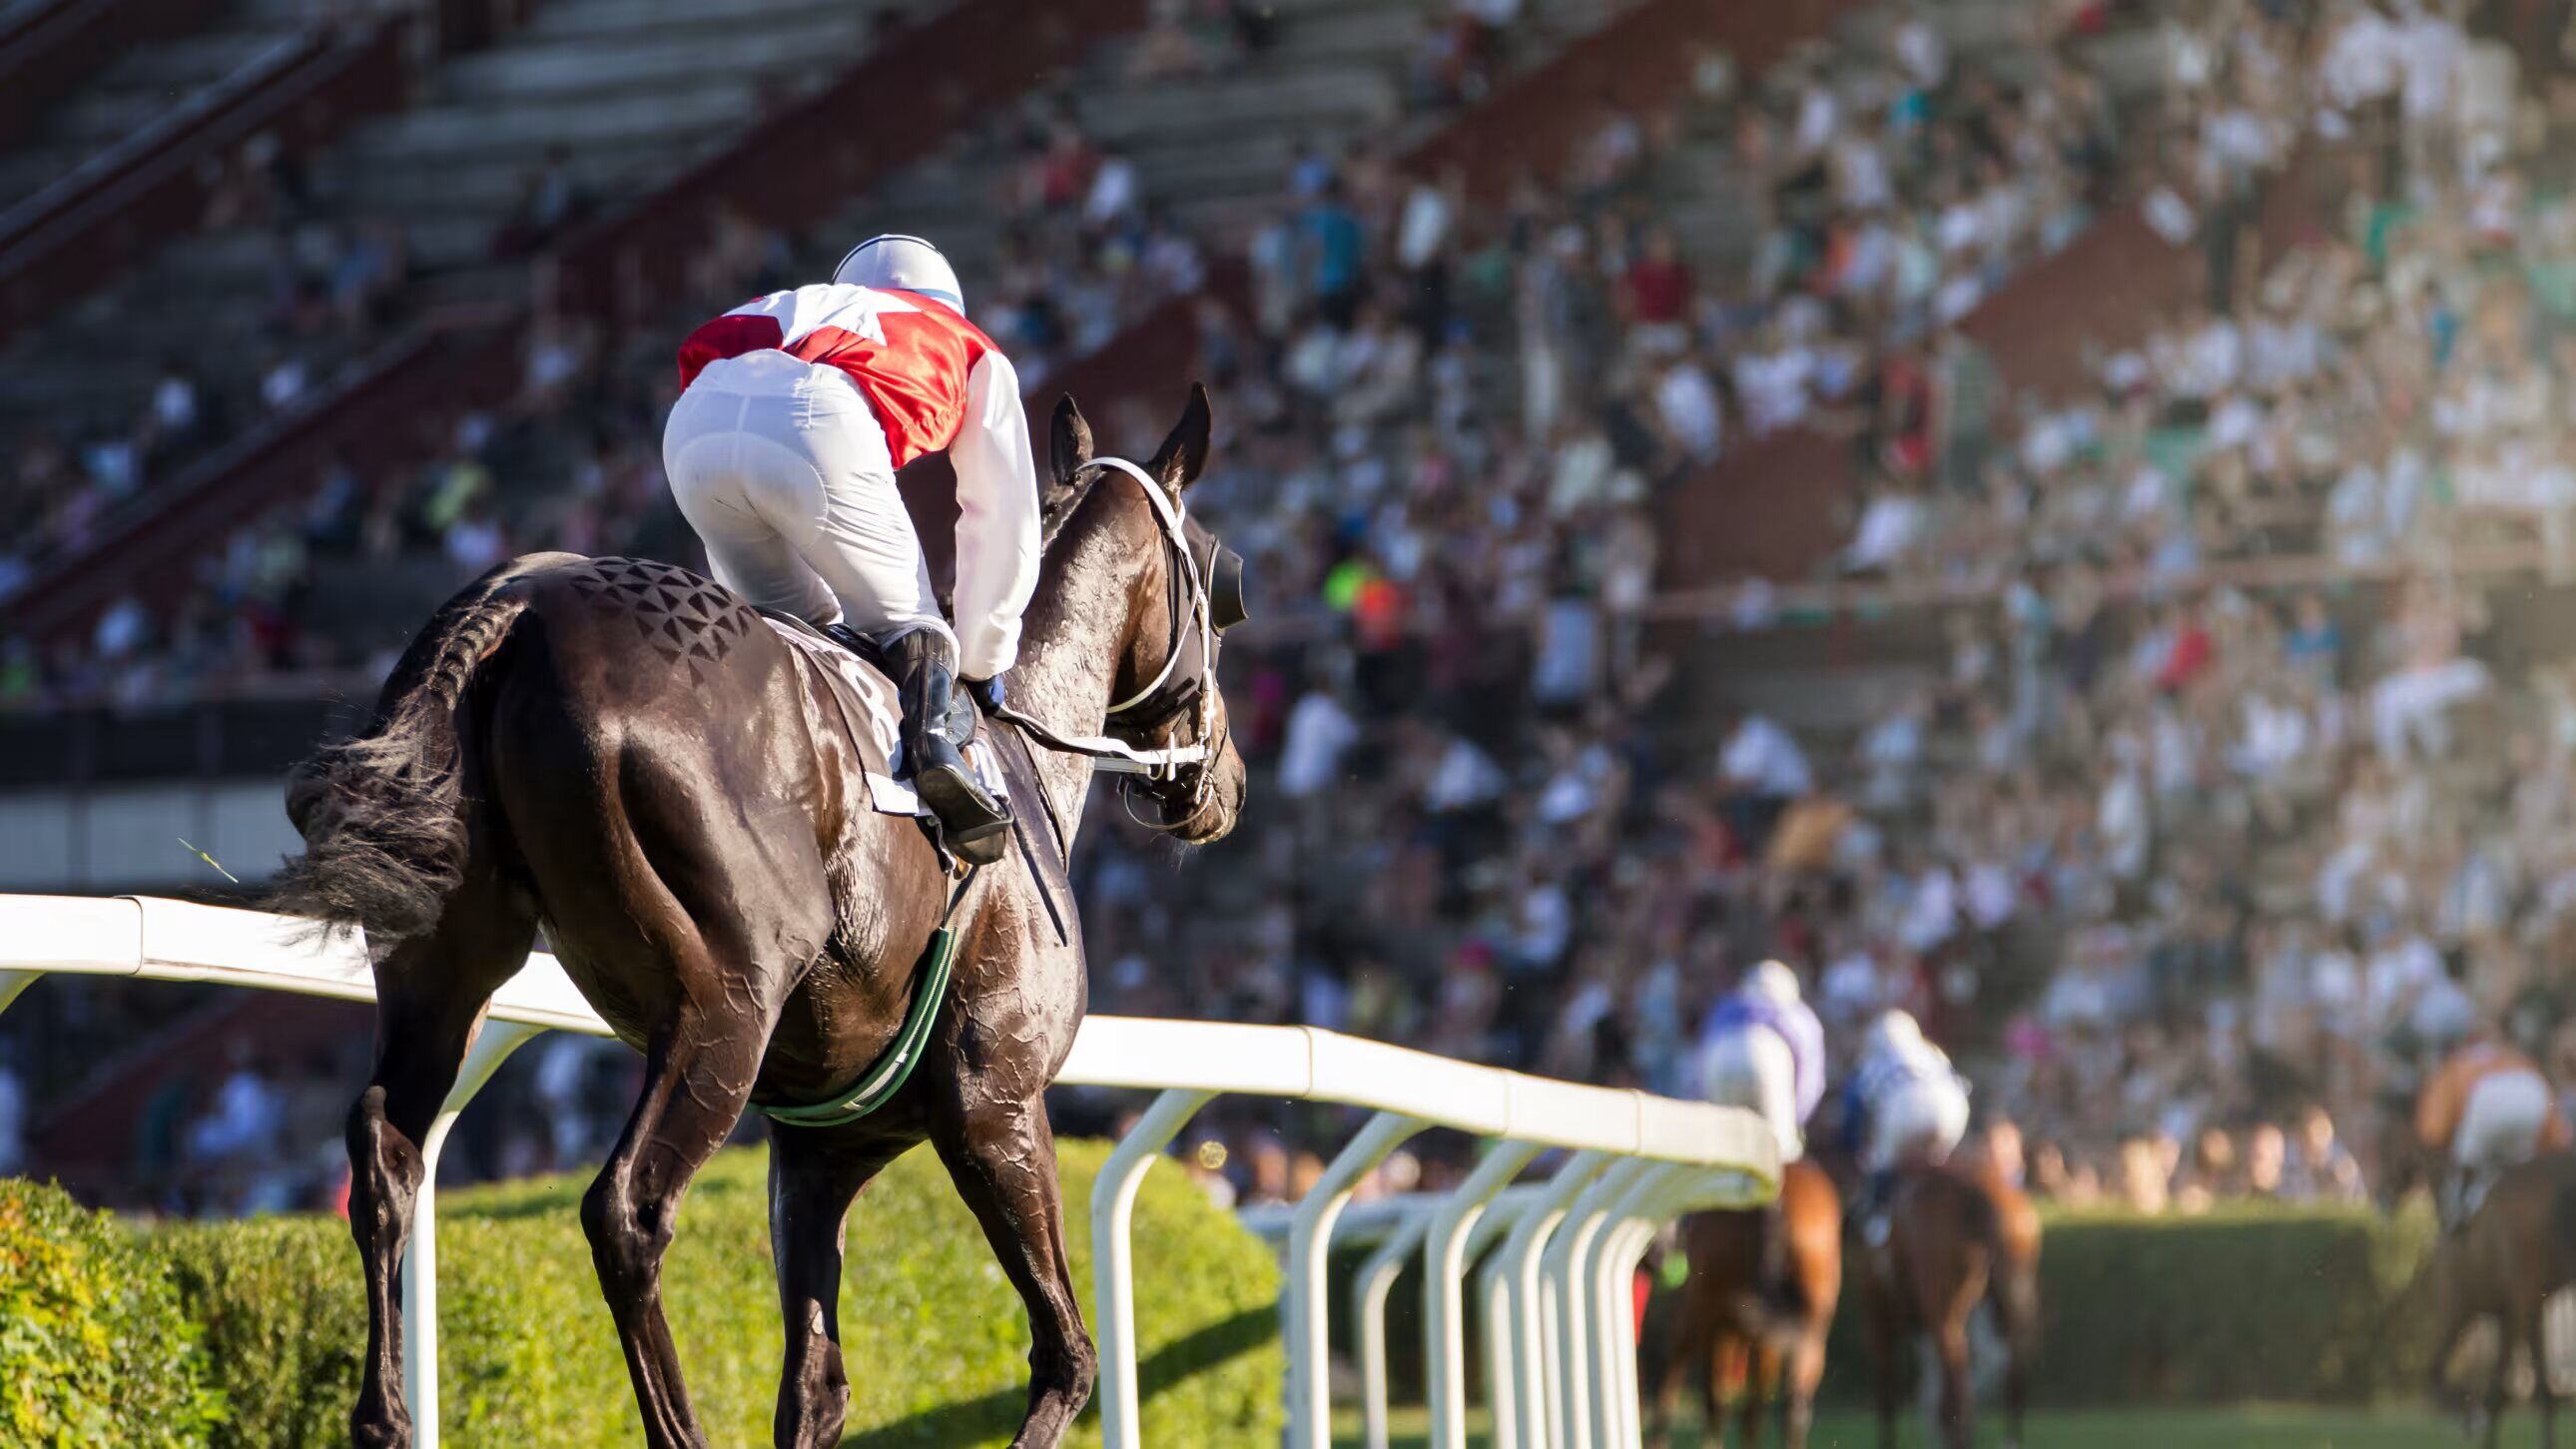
xmin=565 ymin=557 xmax=757 ymax=686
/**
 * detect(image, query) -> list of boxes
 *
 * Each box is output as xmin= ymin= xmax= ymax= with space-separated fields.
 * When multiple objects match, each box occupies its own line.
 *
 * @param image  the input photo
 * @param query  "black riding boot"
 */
xmin=888 ymin=629 xmax=1010 ymax=849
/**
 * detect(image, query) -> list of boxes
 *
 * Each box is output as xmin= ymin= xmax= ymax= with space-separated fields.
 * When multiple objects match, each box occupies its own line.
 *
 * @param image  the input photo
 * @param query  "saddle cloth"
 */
xmin=761 ymin=617 xmax=1009 ymax=820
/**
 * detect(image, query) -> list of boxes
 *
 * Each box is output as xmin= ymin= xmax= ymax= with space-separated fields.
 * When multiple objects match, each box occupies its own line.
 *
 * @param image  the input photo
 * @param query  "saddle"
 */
xmin=755 ymin=609 xmax=1007 ymax=866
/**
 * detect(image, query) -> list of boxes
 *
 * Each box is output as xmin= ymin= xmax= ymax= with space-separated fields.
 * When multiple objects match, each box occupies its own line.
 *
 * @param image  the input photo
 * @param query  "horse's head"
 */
xmin=1032 ymin=386 xmax=1246 ymax=845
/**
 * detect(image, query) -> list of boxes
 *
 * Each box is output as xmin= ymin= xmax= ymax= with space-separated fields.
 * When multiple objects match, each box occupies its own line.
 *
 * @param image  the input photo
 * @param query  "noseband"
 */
xmin=989 ymin=455 xmax=1230 ymax=825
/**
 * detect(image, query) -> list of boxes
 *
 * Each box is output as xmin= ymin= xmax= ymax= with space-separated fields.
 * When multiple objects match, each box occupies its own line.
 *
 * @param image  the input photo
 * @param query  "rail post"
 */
xmin=1425 ymin=1139 xmax=1543 ymax=1449
xmin=1286 ymin=1109 xmax=1427 ymax=1449
xmin=1484 ymin=1149 xmax=1609 ymax=1449
xmin=401 ymin=1017 xmax=543 ymax=1449
xmin=1091 ymin=1086 xmax=1216 ymax=1449
xmin=1583 ymin=1162 xmax=1688 ymax=1449
xmin=1354 ymin=1201 xmax=1435 ymax=1449
xmin=1543 ymin=1156 xmax=1655 ymax=1449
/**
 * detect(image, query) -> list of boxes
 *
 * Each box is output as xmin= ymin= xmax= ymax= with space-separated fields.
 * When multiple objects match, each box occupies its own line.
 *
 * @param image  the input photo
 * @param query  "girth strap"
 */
xmin=757 ymin=866 xmax=980 ymax=1128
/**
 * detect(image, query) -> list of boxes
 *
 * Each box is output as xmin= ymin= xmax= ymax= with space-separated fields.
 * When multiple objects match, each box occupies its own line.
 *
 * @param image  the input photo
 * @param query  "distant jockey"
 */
xmin=1841 ymin=1009 xmax=1972 ymax=1243
xmin=664 ymin=235 xmax=1031 ymax=850
xmin=1697 ymin=959 xmax=1827 ymax=1163
xmin=1695 ymin=960 xmax=1828 ymax=1324
xmin=2417 ymin=1035 xmax=2570 ymax=1230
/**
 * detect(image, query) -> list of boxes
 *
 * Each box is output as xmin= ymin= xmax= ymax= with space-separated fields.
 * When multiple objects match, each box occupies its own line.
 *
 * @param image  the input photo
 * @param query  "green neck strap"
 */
xmin=758 ymin=867 xmax=977 ymax=1129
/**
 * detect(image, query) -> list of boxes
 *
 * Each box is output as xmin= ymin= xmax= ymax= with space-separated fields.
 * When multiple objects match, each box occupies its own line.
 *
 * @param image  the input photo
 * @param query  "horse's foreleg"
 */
xmin=1743 ymin=1337 xmax=1778 ymax=1449
xmin=346 ymin=891 xmax=533 ymax=1449
xmin=1712 ymin=1332 xmax=1745 ymax=1447
xmin=1783 ymin=1323 xmax=1825 ymax=1449
xmin=1934 ymin=1316 xmax=1973 ymax=1449
xmin=585 ymin=1004 xmax=778 ymax=1449
xmin=2531 ymin=1300 xmax=2558 ymax=1449
xmin=768 ymin=1130 xmax=904 ymax=1449
xmin=930 ymin=1086 xmax=1095 ymax=1449
xmin=1640 ymin=1287 xmax=1705 ymax=1449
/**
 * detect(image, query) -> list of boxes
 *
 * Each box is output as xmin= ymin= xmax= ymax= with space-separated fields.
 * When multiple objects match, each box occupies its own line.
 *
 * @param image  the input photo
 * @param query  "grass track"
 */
xmin=1333 ymin=1403 xmax=2548 ymax=1447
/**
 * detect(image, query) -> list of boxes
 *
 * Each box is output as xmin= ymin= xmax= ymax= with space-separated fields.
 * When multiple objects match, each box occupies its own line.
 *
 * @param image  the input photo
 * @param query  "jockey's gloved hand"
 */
xmin=965 ymin=673 xmax=1006 ymax=716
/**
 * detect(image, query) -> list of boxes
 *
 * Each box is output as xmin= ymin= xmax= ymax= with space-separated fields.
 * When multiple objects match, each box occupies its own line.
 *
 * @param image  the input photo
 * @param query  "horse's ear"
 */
xmin=1049 ymin=393 xmax=1092 ymax=491
xmin=1144 ymin=382 xmax=1213 ymax=499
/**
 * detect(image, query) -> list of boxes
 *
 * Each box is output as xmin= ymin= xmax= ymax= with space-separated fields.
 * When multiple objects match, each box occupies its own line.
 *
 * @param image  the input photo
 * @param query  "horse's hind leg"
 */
xmin=769 ymin=1129 xmax=907 ymax=1449
xmin=928 ymin=1081 xmax=1096 ymax=1448
xmin=347 ymin=879 xmax=536 ymax=1449
xmin=584 ymin=977 xmax=788 ymax=1449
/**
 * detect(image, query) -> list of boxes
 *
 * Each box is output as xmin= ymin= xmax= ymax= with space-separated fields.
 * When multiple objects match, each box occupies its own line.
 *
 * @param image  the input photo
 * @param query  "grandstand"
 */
xmin=9 ymin=0 xmax=2576 ymax=1442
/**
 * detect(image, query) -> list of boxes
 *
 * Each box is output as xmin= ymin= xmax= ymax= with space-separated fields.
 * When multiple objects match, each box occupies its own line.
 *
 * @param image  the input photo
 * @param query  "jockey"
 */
xmin=1841 ymin=1009 xmax=1972 ymax=1243
xmin=1696 ymin=960 xmax=1828 ymax=1323
xmin=2418 ymin=1034 xmax=2570 ymax=1230
xmin=1696 ymin=959 xmax=1827 ymax=1163
xmin=663 ymin=235 xmax=1032 ymax=849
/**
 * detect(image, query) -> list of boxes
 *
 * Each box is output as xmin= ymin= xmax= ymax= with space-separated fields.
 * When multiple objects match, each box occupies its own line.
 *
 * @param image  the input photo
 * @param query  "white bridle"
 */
xmin=990 ymin=455 xmax=1221 ymax=785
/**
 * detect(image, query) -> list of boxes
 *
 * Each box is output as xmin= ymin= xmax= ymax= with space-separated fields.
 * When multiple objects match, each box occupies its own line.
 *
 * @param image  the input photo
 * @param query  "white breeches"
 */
xmin=663 ymin=352 xmax=953 ymax=648
xmin=2455 ymin=1069 xmax=2553 ymax=1173
xmin=1701 ymin=1027 xmax=1803 ymax=1162
xmin=1863 ymin=1077 xmax=1970 ymax=1173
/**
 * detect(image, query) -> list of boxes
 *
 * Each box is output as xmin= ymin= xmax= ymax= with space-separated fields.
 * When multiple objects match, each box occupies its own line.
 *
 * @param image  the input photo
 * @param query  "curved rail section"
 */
xmin=0 ymin=894 xmax=1776 ymax=1449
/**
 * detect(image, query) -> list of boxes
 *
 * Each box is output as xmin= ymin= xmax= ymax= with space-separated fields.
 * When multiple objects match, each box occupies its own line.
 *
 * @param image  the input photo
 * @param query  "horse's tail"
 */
xmin=270 ymin=563 xmax=534 ymax=943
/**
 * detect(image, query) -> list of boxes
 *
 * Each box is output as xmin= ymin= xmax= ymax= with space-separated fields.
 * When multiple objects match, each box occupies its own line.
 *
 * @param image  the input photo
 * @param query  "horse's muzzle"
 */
xmin=1163 ymin=749 xmax=1246 ymax=844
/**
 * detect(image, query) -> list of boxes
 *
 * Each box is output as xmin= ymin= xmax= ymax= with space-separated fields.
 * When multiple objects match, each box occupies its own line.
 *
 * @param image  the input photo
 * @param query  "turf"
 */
xmin=1333 ymin=1402 xmax=2554 ymax=1447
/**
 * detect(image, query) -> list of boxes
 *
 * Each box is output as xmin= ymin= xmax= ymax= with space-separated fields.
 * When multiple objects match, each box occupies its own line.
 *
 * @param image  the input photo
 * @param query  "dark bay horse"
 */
xmin=1646 ymin=1157 xmax=1842 ymax=1449
xmin=272 ymin=390 xmax=1246 ymax=1449
xmin=2422 ymin=1149 xmax=2576 ymax=1447
xmin=1860 ymin=1158 xmax=2039 ymax=1449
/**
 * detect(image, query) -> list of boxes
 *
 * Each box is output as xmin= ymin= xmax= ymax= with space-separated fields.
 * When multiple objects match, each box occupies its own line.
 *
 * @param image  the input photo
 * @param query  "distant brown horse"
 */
xmin=1859 ymin=1157 xmax=2040 ymax=1449
xmin=2423 ymin=1150 xmax=2576 ymax=1448
xmin=272 ymin=391 xmax=1246 ymax=1449
xmin=1646 ymin=1158 xmax=1841 ymax=1449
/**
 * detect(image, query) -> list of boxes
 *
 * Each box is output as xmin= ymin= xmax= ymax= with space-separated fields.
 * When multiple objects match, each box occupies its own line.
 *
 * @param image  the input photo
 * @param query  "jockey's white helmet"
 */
xmin=1865 ymin=1009 xmax=1925 ymax=1061
xmin=834 ymin=234 xmax=964 ymax=311
xmin=1743 ymin=959 xmax=1801 ymax=1009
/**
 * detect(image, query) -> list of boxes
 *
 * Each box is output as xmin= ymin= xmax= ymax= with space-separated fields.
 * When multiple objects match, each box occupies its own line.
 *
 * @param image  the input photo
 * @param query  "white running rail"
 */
xmin=0 ymin=894 xmax=1777 ymax=1448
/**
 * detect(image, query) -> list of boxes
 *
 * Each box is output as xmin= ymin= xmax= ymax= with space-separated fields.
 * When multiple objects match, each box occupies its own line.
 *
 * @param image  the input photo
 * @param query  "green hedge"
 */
xmin=1795 ymin=1201 xmax=2440 ymax=1407
xmin=0 ymin=1178 xmax=226 ymax=1447
xmin=2025 ymin=1202 xmax=2437 ymax=1404
xmin=18 ymin=1139 xmax=1280 ymax=1448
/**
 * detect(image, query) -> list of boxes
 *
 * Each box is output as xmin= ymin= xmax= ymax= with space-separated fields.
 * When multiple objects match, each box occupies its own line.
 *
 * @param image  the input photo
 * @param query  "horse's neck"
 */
xmin=1005 ymin=591 xmax=1122 ymax=860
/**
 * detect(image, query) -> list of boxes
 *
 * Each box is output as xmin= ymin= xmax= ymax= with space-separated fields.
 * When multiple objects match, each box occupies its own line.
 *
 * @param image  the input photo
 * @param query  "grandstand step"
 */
xmin=0 ymin=14 xmax=309 ymax=213
xmin=33 ymin=27 xmax=305 ymax=149
xmin=520 ymin=0 xmax=884 ymax=45
xmin=340 ymin=83 xmax=770 ymax=164
xmin=438 ymin=8 xmax=877 ymax=106
xmin=316 ymin=135 xmax=703 ymax=218
xmin=1078 ymin=70 xmax=1397 ymax=145
xmin=77 ymin=25 xmax=299 ymax=90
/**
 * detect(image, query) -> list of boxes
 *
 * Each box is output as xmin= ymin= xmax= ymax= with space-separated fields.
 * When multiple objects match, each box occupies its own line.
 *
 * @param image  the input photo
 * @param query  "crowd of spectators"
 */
xmin=23 ymin=0 xmax=2576 ymax=1221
